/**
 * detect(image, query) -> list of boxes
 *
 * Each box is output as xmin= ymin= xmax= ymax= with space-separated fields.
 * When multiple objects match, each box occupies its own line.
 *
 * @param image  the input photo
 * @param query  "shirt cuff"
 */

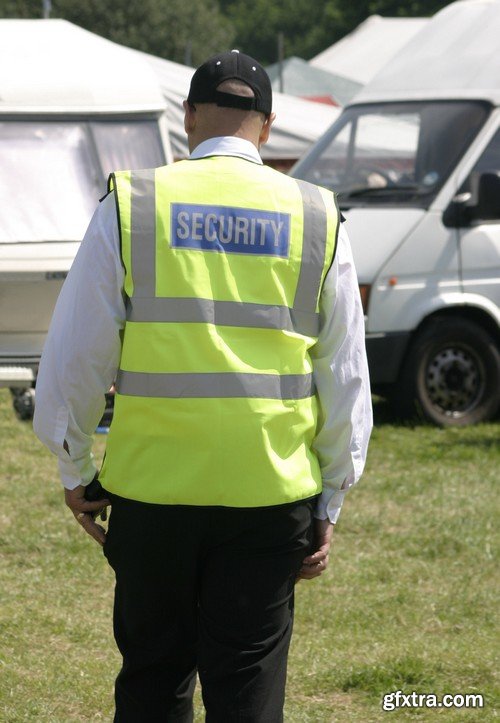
xmin=58 ymin=455 xmax=97 ymax=490
xmin=314 ymin=488 xmax=347 ymax=524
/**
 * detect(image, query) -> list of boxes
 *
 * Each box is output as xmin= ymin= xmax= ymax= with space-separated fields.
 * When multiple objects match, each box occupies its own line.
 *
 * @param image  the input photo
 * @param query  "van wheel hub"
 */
xmin=426 ymin=347 xmax=481 ymax=413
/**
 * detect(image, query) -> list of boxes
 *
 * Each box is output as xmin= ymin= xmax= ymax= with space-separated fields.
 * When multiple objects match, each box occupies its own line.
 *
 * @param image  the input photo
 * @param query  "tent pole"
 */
xmin=278 ymin=32 xmax=284 ymax=94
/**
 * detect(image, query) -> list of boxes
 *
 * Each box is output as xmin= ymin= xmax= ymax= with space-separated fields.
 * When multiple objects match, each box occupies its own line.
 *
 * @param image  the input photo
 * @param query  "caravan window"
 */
xmin=91 ymin=120 xmax=166 ymax=178
xmin=292 ymin=101 xmax=489 ymax=208
xmin=0 ymin=122 xmax=99 ymax=243
xmin=0 ymin=119 xmax=166 ymax=243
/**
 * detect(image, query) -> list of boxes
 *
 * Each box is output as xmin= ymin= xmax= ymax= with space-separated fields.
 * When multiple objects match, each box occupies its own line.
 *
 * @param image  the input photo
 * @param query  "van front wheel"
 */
xmin=400 ymin=318 xmax=500 ymax=426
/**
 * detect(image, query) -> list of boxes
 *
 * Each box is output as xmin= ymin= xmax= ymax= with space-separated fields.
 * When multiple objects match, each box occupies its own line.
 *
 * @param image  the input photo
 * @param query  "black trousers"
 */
xmin=103 ymin=495 xmax=316 ymax=723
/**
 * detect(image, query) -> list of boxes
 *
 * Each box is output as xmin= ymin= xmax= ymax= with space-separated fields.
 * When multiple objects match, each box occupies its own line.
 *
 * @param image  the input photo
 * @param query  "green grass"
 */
xmin=0 ymin=388 xmax=498 ymax=721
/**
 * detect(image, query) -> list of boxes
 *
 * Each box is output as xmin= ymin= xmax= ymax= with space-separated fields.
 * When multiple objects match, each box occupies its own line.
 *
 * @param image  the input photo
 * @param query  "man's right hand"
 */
xmin=64 ymin=485 xmax=111 ymax=546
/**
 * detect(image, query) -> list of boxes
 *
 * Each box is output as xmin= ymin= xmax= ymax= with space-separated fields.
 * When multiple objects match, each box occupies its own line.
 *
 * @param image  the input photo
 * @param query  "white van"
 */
xmin=292 ymin=0 xmax=500 ymax=425
xmin=0 ymin=20 xmax=171 ymax=417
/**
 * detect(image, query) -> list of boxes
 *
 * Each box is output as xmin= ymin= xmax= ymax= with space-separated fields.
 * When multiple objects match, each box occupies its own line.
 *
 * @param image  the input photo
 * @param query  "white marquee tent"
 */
xmin=0 ymin=19 xmax=169 ymax=244
xmin=311 ymin=15 xmax=428 ymax=86
xmin=355 ymin=0 xmax=500 ymax=104
xmin=137 ymin=50 xmax=340 ymax=162
xmin=0 ymin=19 xmax=165 ymax=115
xmin=266 ymin=56 xmax=362 ymax=106
xmin=0 ymin=19 xmax=339 ymax=167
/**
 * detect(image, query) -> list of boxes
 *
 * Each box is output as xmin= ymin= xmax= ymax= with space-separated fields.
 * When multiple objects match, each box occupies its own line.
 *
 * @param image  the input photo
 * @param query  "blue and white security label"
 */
xmin=171 ymin=203 xmax=290 ymax=257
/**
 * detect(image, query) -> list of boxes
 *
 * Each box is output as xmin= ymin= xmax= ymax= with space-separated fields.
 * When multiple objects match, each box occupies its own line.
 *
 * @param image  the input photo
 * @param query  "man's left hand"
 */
xmin=297 ymin=518 xmax=334 ymax=581
xmin=64 ymin=485 xmax=111 ymax=546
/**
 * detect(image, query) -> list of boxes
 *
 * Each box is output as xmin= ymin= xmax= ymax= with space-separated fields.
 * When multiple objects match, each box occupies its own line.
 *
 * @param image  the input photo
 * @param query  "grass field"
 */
xmin=0 ymin=388 xmax=498 ymax=721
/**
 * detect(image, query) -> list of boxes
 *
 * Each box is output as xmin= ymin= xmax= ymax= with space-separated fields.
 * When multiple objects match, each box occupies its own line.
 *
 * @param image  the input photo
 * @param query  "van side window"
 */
xmin=470 ymin=129 xmax=500 ymax=175
xmin=458 ymin=129 xmax=500 ymax=216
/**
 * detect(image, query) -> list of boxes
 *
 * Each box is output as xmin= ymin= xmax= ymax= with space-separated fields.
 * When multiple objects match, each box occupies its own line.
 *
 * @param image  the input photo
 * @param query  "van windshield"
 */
xmin=0 ymin=119 xmax=166 ymax=243
xmin=292 ymin=101 xmax=489 ymax=208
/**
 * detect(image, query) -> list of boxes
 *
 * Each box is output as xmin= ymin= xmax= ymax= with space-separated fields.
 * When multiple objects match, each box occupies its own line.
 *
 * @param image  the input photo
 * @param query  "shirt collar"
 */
xmin=189 ymin=136 xmax=263 ymax=165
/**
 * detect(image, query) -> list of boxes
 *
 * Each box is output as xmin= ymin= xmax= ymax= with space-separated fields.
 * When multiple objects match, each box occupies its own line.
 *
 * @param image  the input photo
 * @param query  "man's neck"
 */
xmin=189 ymin=137 xmax=263 ymax=164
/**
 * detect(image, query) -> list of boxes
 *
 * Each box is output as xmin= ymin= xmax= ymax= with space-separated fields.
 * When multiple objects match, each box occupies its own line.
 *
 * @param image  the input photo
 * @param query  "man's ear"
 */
xmin=259 ymin=112 xmax=276 ymax=147
xmin=183 ymin=100 xmax=196 ymax=134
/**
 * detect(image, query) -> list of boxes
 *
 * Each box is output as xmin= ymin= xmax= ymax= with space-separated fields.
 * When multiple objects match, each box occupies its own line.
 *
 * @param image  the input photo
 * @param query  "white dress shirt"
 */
xmin=34 ymin=137 xmax=373 ymax=524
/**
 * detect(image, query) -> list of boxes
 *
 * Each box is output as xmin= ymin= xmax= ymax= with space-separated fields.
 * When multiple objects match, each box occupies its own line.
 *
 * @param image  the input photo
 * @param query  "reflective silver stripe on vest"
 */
xmin=126 ymin=296 xmax=319 ymax=336
xmin=130 ymin=169 xmax=156 ymax=298
xmin=294 ymin=180 xmax=328 ymax=318
xmin=116 ymin=369 xmax=315 ymax=400
xmin=127 ymin=172 xmax=329 ymax=335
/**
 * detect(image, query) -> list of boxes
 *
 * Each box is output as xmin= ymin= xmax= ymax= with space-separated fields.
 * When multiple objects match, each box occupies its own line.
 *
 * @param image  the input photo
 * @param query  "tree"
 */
xmin=0 ymin=0 xmax=42 ymax=16
xmin=219 ymin=0 xmax=453 ymax=64
xmin=0 ymin=0 xmax=235 ymax=66
xmin=331 ymin=0 xmax=452 ymax=46
xmin=219 ymin=0 xmax=343 ymax=64
xmin=0 ymin=0 xmax=455 ymax=65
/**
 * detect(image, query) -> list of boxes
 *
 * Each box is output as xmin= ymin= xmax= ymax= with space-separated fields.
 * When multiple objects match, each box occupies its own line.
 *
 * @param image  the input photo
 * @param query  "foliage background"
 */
xmin=0 ymin=0 xmax=453 ymax=66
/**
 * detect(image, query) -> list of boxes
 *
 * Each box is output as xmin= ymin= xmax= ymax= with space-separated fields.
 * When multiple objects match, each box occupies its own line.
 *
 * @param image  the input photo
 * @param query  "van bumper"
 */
xmin=365 ymin=331 xmax=410 ymax=385
xmin=0 ymin=355 xmax=39 ymax=388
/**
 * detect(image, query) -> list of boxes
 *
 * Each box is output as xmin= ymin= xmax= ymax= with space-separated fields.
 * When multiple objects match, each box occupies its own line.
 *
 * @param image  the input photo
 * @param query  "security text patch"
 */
xmin=171 ymin=203 xmax=290 ymax=257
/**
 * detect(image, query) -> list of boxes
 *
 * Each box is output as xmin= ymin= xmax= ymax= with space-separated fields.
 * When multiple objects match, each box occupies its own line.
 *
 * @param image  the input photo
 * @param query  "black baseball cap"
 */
xmin=187 ymin=49 xmax=272 ymax=115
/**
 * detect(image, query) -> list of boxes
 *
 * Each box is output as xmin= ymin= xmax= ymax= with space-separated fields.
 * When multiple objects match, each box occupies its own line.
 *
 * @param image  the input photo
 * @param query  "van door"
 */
xmin=458 ymin=127 xmax=500 ymax=307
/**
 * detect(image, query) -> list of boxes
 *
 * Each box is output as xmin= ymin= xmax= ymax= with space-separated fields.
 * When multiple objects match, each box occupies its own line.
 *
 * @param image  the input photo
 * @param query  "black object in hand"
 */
xmin=84 ymin=477 xmax=108 ymax=502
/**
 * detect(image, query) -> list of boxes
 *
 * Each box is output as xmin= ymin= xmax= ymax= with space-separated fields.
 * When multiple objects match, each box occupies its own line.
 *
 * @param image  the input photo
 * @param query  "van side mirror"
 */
xmin=443 ymin=171 xmax=500 ymax=227
xmin=476 ymin=171 xmax=500 ymax=220
xmin=442 ymin=192 xmax=472 ymax=228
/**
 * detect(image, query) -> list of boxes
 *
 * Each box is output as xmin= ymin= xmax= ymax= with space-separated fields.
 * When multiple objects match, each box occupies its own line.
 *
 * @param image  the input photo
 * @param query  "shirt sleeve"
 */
xmin=33 ymin=194 xmax=125 ymax=489
xmin=310 ymin=222 xmax=373 ymax=524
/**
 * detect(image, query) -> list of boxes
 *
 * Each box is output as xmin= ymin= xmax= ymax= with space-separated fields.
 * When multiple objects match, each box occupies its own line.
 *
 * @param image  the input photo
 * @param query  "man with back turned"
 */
xmin=34 ymin=49 xmax=372 ymax=722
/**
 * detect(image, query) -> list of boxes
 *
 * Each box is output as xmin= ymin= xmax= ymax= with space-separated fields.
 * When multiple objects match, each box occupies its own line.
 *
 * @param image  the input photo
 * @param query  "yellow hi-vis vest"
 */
xmin=100 ymin=155 xmax=339 ymax=507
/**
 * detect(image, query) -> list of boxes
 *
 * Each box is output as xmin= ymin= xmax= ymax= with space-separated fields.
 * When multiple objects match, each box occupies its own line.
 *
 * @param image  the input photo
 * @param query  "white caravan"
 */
xmin=293 ymin=0 xmax=500 ymax=425
xmin=0 ymin=20 xmax=171 ymax=417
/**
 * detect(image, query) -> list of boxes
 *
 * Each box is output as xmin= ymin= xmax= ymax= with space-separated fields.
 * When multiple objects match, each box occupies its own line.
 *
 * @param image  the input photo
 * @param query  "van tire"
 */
xmin=397 ymin=318 xmax=500 ymax=426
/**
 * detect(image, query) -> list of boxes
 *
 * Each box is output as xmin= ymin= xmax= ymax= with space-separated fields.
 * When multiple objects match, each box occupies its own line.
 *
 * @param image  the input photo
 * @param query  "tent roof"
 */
xmin=266 ymin=56 xmax=362 ymax=106
xmin=310 ymin=15 xmax=428 ymax=85
xmin=0 ymin=19 xmax=339 ymax=160
xmin=137 ymin=51 xmax=340 ymax=160
xmin=353 ymin=0 xmax=500 ymax=105
xmin=0 ymin=19 xmax=165 ymax=114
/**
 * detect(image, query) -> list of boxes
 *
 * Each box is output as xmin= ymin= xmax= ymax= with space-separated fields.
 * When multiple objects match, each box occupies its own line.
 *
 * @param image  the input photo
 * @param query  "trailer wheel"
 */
xmin=399 ymin=318 xmax=500 ymax=426
xmin=11 ymin=387 xmax=36 ymax=421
